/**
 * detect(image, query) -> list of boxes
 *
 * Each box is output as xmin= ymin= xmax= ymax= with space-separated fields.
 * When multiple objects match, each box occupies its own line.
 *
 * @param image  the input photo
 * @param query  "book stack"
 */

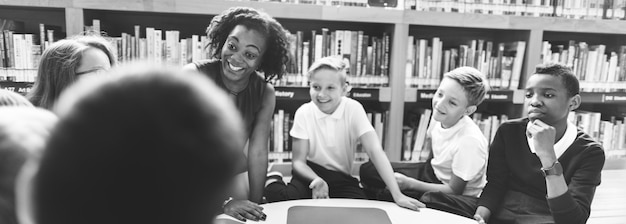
xmin=541 ymin=40 xmax=626 ymax=92
xmin=88 ymin=20 xmax=210 ymax=67
xmin=407 ymin=0 xmax=626 ymax=20
xmin=0 ymin=19 xmax=54 ymax=83
xmin=569 ymin=111 xmax=626 ymax=159
xmin=405 ymin=37 xmax=526 ymax=90
xmin=278 ymin=29 xmax=391 ymax=87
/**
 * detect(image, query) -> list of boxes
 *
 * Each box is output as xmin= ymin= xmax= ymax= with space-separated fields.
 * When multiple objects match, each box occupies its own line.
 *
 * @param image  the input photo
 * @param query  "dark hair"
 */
xmin=34 ymin=63 xmax=242 ymax=224
xmin=534 ymin=62 xmax=580 ymax=97
xmin=205 ymin=7 xmax=290 ymax=81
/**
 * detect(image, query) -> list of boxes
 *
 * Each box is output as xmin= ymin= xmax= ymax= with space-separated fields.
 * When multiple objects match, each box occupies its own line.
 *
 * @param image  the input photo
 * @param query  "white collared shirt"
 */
xmin=430 ymin=116 xmax=489 ymax=197
xmin=527 ymin=121 xmax=577 ymax=159
xmin=290 ymin=97 xmax=374 ymax=174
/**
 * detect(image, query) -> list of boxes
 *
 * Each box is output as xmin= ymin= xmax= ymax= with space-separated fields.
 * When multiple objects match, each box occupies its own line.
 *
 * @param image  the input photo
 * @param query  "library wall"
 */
xmin=0 ymin=0 xmax=625 ymax=167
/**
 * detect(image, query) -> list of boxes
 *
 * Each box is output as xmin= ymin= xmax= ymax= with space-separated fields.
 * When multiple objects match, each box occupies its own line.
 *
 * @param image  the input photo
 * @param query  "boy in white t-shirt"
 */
xmin=360 ymin=67 xmax=489 ymax=212
xmin=264 ymin=56 xmax=423 ymax=211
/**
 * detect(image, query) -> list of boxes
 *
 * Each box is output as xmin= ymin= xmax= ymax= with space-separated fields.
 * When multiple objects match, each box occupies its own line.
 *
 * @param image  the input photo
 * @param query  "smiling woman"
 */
xmin=27 ymin=35 xmax=116 ymax=110
xmin=182 ymin=6 xmax=291 ymax=222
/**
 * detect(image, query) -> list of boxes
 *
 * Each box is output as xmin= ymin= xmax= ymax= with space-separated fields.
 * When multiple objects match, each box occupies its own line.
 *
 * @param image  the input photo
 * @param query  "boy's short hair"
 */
xmin=534 ymin=62 xmax=580 ymax=97
xmin=0 ymin=107 xmax=56 ymax=224
xmin=307 ymin=56 xmax=348 ymax=84
xmin=0 ymin=89 xmax=33 ymax=107
xmin=443 ymin=66 xmax=489 ymax=106
xmin=33 ymin=63 xmax=243 ymax=224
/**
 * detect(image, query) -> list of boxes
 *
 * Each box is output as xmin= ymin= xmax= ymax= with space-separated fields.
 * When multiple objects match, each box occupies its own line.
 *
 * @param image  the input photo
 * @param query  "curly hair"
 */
xmin=205 ymin=7 xmax=291 ymax=81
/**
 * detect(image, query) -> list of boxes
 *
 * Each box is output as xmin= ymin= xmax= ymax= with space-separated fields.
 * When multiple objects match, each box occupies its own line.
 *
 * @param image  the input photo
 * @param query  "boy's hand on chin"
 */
xmin=526 ymin=119 xmax=558 ymax=162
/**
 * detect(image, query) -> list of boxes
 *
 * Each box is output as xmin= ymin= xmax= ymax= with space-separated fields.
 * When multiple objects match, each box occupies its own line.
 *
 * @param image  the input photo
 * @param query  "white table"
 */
xmin=215 ymin=198 xmax=476 ymax=224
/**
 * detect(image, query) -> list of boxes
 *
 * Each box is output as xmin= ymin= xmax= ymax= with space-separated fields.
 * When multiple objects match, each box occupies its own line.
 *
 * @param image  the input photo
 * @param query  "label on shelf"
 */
xmin=275 ymin=86 xmax=382 ymax=102
xmin=0 ymin=82 xmax=33 ymax=94
xmin=581 ymin=92 xmax=626 ymax=104
xmin=349 ymin=88 xmax=379 ymax=101
xmin=484 ymin=90 xmax=513 ymax=102
xmin=416 ymin=89 xmax=521 ymax=103
xmin=275 ymin=86 xmax=310 ymax=100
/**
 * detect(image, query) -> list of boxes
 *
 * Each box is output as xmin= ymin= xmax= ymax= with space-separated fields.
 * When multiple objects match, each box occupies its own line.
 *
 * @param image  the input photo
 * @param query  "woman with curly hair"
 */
xmin=183 ymin=6 xmax=290 ymax=222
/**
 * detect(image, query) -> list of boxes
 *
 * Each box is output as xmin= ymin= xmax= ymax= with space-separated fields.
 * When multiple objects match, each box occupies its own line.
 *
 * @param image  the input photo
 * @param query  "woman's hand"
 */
xmin=223 ymin=199 xmax=266 ymax=222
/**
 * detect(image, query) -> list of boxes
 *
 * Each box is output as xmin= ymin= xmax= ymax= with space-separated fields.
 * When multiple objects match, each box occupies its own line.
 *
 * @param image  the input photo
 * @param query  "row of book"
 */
xmin=240 ymin=0 xmax=626 ymax=21
xmin=84 ymin=20 xmax=213 ymax=66
xmin=569 ymin=111 xmax=626 ymax=159
xmin=1 ymin=19 xmax=57 ymax=70
xmin=405 ymin=37 xmax=526 ymax=90
xmin=400 ymin=110 xmax=509 ymax=162
xmin=231 ymin=0 xmax=370 ymax=7
xmin=278 ymin=29 xmax=392 ymax=87
xmin=2 ymin=20 xmax=625 ymax=93
xmin=407 ymin=0 xmax=626 ymax=20
xmin=268 ymin=109 xmax=387 ymax=163
xmin=89 ymin=21 xmax=395 ymax=87
xmin=541 ymin=40 xmax=626 ymax=92
xmin=1 ymin=32 xmax=40 ymax=71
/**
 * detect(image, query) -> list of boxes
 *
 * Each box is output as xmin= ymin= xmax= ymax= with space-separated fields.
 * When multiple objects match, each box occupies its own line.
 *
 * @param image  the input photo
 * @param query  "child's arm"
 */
xmin=291 ymin=137 xmax=328 ymax=199
xmin=395 ymin=173 xmax=467 ymax=195
xmin=360 ymin=131 xmax=424 ymax=211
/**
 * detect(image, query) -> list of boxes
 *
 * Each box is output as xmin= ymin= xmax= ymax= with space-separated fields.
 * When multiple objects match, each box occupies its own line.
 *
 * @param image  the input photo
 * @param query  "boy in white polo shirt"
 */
xmin=264 ymin=56 xmax=423 ymax=211
xmin=360 ymin=66 xmax=490 ymax=212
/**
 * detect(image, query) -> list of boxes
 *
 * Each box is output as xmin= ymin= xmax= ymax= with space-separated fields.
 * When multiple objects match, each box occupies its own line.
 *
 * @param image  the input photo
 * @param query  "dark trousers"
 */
xmin=421 ymin=190 xmax=556 ymax=224
xmin=359 ymin=160 xmax=441 ymax=201
xmin=420 ymin=191 xmax=478 ymax=219
xmin=264 ymin=161 xmax=366 ymax=203
xmin=491 ymin=190 xmax=554 ymax=224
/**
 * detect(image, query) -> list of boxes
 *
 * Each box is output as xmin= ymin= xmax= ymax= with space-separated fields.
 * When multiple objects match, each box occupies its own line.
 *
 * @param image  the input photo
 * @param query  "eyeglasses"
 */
xmin=75 ymin=68 xmax=107 ymax=76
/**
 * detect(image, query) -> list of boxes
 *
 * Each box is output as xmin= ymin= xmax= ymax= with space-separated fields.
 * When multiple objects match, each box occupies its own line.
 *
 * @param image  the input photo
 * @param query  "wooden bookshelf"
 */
xmin=1 ymin=0 xmax=625 ymax=163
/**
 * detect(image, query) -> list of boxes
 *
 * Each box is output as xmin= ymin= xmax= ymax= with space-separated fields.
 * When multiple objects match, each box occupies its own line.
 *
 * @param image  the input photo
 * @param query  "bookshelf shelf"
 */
xmin=413 ymin=89 xmax=525 ymax=104
xmin=0 ymin=81 xmax=33 ymax=94
xmin=404 ymin=10 xmax=626 ymax=35
xmin=580 ymin=92 xmax=626 ymax=104
xmin=0 ymin=5 xmax=66 ymax=36
xmin=74 ymin=0 xmax=403 ymax=23
xmin=274 ymin=86 xmax=386 ymax=102
xmin=0 ymin=0 xmax=71 ymax=8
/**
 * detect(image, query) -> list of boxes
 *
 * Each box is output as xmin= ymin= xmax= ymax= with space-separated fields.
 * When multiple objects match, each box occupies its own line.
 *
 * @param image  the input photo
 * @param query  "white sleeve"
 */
xmin=451 ymin=135 xmax=488 ymax=181
xmin=350 ymin=101 xmax=375 ymax=138
xmin=290 ymin=105 xmax=309 ymax=139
